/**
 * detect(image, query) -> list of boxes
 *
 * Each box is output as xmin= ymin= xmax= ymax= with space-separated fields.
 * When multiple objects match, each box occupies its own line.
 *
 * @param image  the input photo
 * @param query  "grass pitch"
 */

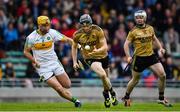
xmin=0 ymin=102 xmax=180 ymax=111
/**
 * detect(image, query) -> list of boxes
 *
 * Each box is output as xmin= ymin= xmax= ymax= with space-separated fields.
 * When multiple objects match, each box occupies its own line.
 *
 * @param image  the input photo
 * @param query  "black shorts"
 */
xmin=84 ymin=56 xmax=109 ymax=69
xmin=132 ymin=54 xmax=159 ymax=72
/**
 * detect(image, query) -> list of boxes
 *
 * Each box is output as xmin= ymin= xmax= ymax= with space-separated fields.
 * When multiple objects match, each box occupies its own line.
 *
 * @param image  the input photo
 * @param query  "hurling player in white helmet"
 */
xmin=134 ymin=10 xmax=147 ymax=26
xmin=24 ymin=16 xmax=81 ymax=107
xmin=122 ymin=10 xmax=172 ymax=107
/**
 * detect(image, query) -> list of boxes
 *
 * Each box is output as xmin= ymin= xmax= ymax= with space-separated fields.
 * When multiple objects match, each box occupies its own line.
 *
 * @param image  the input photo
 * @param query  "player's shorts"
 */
xmin=84 ymin=56 xmax=109 ymax=69
xmin=36 ymin=61 xmax=65 ymax=81
xmin=132 ymin=54 xmax=159 ymax=72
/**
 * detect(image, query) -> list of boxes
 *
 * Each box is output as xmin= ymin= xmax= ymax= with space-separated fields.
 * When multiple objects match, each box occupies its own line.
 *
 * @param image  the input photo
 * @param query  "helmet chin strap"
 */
xmin=136 ymin=23 xmax=146 ymax=28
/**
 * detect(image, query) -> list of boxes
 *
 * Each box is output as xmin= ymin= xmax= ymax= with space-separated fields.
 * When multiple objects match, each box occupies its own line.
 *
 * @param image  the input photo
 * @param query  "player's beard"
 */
xmin=40 ymin=29 xmax=49 ymax=35
xmin=136 ymin=22 xmax=146 ymax=28
xmin=83 ymin=26 xmax=92 ymax=33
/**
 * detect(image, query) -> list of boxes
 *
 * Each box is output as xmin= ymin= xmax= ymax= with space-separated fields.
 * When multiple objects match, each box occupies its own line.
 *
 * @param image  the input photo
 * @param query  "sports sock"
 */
xmin=124 ymin=92 xmax=130 ymax=99
xmin=71 ymin=97 xmax=78 ymax=103
xmin=103 ymin=90 xmax=110 ymax=100
xmin=109 ymin=87 xmax=116 ymax=97
xmin=159 ymin=92 xmax=164 ymax=100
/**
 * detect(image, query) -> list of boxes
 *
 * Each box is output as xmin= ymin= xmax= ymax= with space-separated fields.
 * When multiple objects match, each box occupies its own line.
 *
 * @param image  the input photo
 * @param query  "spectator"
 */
xmin=17 ymin=0 xmax=28 ymax=17
xmin=4 ymin=62 xmax=16 ymax=87
xmin=0 ymin=36 xmax=5 ymax=51
xmin=0 ymin=8 xmax=8 ymax=30
xmin=3 ymin=21 xmax=19 ymax=50
xmin=164 ymin=55 xmax=178 ymax=80
xmin=5 ymin=0 xmax=17 ymax=18
xmin=18 ymin=7 xmax=32 ymax=24
xmin=115 ymin=24 xmax=127 ymax=54
xmin=117 ymin=14 xmax=125 ymax=26
xmin=5 ymin=62 xmax=15 ymax=79
xmin=24 ymin=17 xmax=35 ymax=36
xmin=61 ymin=57 xmax=74 ymax=77
xmin=25 ymin=61 xmax=39 ymax=88
xmin=163 ymin=27 xmax=180 ymax=54
xmin=152 ymin=2 xmax=164 ymax=32
xmin=30 ymin=0 xmax=41 ymax=20
xmin=61 ymin=22 xmax=76 ymax=38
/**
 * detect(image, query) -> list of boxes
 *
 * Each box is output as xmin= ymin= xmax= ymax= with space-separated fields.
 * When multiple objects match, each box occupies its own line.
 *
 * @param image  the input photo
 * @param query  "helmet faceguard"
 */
xmin=79 ymin=14 xmax=92 ymax=25
xmin=79 ymin=14 xmax=92 ymax=33
xmin=134 ymin=10 xmax=147 ymax=26
xmin=37 ymin=16 xmax=50 ymax=35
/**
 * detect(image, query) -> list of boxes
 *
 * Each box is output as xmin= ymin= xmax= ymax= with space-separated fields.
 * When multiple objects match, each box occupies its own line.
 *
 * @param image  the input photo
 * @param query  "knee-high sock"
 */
xmin=109 ymin=87 xmax=116 ymax=97
xmin=158 ymin=73 xmax=166 ymax=100
xmin=101 ymin=76 xmax=112 ymax=90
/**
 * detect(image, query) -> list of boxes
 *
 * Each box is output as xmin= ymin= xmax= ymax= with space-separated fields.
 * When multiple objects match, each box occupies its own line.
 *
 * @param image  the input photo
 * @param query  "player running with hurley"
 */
xmin=24 ymin=16 xmax=81 ymax=107
xmin=72 ymin=14 xmax=118 ymax=108
xmin=122 ymin=10 xmax=172 ymax=107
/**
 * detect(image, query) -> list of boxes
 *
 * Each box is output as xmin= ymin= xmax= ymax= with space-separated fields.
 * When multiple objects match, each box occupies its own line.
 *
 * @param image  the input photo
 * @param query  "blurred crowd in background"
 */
xmin=0 ymin=0 xmax=180 ymax=84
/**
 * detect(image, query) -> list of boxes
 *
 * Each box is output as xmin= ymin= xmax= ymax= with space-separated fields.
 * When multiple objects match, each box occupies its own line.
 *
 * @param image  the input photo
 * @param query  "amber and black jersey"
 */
xmin=127 ymin=24 xmax=155 ymax=56
xmin=73 ymin=24 xmax=108 ymax=59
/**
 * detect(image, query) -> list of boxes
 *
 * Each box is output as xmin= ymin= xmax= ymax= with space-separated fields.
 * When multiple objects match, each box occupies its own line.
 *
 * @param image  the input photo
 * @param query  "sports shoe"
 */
xmin=157 ymin=98 xmax=172 ymax=107
xmin=111 ymin=96 xmax=119 ymax=106
xmin=121 ymin=97 xmax=131 ymax=107
xmin=104 ymin=98 xmax=111 ymax=108
xmin=74 ymin=100 xmax=82 ymax=108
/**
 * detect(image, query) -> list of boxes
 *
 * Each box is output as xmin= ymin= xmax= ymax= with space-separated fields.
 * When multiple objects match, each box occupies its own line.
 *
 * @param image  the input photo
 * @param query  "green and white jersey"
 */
xmin=24 ymin=29 xmax=65 ymax=64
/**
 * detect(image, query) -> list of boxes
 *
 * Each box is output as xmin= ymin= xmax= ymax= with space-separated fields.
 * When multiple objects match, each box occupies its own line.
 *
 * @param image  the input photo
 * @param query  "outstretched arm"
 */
xmin=61 ymin=36 xmax=73 ymax=45
xmin=53 ymin=30 xmax=73 ymax=45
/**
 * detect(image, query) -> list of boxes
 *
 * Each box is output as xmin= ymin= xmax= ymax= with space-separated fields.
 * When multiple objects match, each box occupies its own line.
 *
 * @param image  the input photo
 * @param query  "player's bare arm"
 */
xmin=23 ymin=36 xmax=40 ymax=68
xmin=124 ymin=39 xmax=132 ymax=63
xmin=153 ymin=35 xmax=165 ymax=55
xmin=72 ymin=40 xmax=80 ymax=70
xmin=61 ymin=36 xmax=73 ymax=45
xmin=24 ymin=47 xmax=34 ymax=63
xmin=88 ymin=31 xmax=108 ymax=56
xmin=24 ymin=46 xmax=40 ymax=68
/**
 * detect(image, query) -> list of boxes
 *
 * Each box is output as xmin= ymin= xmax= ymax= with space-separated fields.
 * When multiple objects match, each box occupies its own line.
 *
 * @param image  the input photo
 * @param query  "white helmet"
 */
xmin=134 ymin=10 xmax=147 ymax=21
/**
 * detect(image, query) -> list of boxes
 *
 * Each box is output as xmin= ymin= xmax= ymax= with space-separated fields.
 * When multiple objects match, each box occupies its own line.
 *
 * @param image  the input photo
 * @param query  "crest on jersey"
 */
xmin=47 ymin=37 xmax=51 ymax=40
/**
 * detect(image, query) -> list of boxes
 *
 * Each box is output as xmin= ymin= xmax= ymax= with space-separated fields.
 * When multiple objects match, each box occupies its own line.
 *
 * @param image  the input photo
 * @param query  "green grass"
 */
xmin=0 ymin=102 xmax=180 ymax=111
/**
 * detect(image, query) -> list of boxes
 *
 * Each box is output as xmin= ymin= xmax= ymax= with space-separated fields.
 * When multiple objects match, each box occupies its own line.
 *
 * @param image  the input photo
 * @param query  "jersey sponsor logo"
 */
xmin=135 ymin=35 xmax=152 ymax=43
xmin=78 ymin=34 xmax=97 ymax=46
xmin=33 ymin=41 xmax=53 ymax=50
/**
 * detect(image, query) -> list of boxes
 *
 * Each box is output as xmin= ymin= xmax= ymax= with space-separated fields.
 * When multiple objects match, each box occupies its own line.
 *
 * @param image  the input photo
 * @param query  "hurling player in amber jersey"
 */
xmin=24 ymin=16 xmax=81 ymax=107
xmin=72 ymin=14 xmax=118 ymax=108
xmin=122 ymin=10 xmax=172 ymax=107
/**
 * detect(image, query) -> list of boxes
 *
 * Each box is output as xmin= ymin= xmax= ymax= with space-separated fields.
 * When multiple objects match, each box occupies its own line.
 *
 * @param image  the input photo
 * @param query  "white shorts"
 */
xmin=36 ymin=61 xmax=65 ymax=81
